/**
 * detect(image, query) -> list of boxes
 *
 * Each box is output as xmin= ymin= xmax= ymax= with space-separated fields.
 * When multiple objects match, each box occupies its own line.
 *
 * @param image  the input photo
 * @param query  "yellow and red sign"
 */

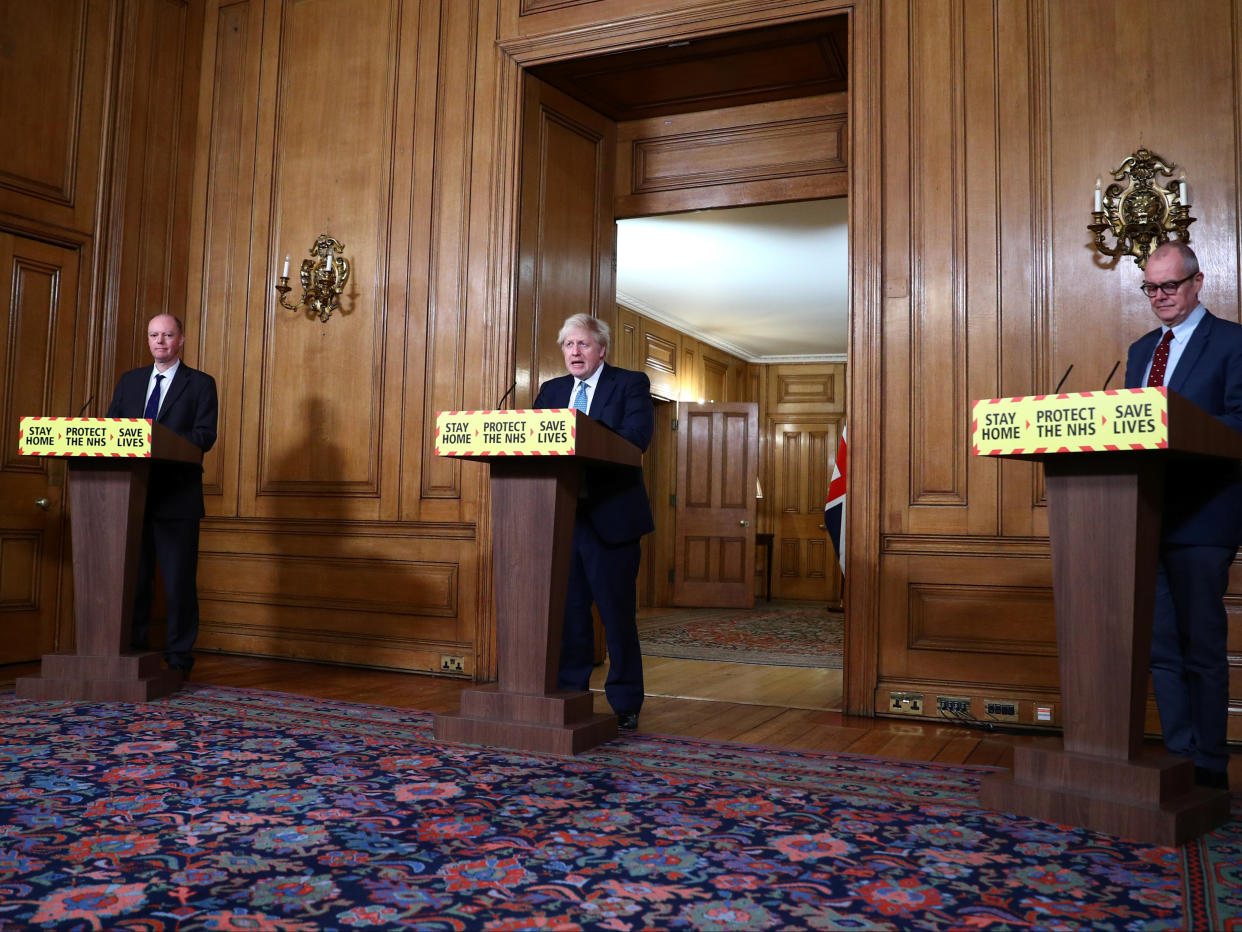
xmin=435 ymin=409 xmax=577 ymax=457
xmin=18 ymin=417 xmax=153 ymax=457
xmin=972 ymin=388 xmax=1168 ymax=456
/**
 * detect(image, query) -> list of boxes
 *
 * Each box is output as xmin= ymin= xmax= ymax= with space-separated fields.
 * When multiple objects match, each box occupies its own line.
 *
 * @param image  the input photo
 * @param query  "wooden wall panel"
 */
xmin=616 ymin=94 xmax=847 ymax=216
xmin=181 ymin=0 xmax=496 ymax=675
xmin=187 ymin=0 xmax=264 ymax=515
xmin=409 ymin=0 xmax=487 ymax=520
xmin=244 ymin=0 xmax=401 ymax=518
xmin=106 ymin=0 xmax=202 ymax=387
xmin=0 ymin=0 xmax=111 ymax=235
xmin=761 ymin=362 xmax=843 ymax=604
xmin=513 ymin=76 xmax=617 ymax=408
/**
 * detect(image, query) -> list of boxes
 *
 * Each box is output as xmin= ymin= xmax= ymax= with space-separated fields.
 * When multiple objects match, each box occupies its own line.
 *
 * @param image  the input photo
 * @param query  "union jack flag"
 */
xmin=824 ymin=425 xmax=846 ymax=574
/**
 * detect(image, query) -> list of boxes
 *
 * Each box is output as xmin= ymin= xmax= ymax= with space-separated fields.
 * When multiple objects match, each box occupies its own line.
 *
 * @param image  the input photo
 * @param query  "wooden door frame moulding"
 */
xmin=488 ymin=0 xmax=882 ymax=714
xmin=498 ymin=0 xmax=856 ymax=65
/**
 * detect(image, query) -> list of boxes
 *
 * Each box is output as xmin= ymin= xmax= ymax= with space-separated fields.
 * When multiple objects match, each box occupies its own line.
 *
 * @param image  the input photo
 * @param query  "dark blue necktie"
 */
xmin=144 ymin=373 xmax=164 ymax=420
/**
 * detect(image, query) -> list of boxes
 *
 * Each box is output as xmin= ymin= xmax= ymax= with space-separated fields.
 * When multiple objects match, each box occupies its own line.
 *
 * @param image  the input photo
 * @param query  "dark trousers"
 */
xmin=131 ymin=517 xmax=201 ymax=671
xmin=558 ymin=516 xmax=644 ymax=715
xmin=1152 ymin=544 xmax=1235 ymax=772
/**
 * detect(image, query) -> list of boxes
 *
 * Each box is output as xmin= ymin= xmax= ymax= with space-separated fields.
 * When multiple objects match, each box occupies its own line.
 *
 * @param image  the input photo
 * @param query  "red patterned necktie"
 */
xmin=1146 ymin=330 xmax=1174 ymax=387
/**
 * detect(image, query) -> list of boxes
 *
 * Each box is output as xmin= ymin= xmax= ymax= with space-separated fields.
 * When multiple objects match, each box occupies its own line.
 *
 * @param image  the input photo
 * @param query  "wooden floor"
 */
xmin=603 ymin=655 xmax=842 ymax=710
xmin=3 ymin=653 xmax=1025 ymax=770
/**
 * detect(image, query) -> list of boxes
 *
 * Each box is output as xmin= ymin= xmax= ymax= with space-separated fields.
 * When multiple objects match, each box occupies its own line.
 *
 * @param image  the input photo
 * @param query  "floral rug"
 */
xmin=639 ymin=601 xmax=844 ymax=667
xmin=1 ymin=685 xmax=1239 ymax=930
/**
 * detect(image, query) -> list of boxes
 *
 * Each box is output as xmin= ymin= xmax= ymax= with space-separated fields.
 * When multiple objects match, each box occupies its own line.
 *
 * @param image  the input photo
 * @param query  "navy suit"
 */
xmin=1125 ymin=309 xmax=1242 ymax=772
xmin=107 ymin=363 xmax=218 ymax=670
xmin=534 ymin=363 xmax=654 ymax=714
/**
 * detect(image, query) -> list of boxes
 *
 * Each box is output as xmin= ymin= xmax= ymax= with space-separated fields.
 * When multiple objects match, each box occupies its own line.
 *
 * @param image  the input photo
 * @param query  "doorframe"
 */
xmin=492 ymin=0 xmax=882 ymax=716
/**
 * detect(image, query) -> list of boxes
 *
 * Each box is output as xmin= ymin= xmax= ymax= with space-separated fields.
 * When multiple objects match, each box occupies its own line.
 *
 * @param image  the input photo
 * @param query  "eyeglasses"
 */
xmin=1139 ymin=273 xmax=1195 ymax=297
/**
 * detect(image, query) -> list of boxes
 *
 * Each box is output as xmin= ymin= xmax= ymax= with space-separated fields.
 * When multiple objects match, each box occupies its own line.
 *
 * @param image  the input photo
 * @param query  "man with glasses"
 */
xmin=1124 ymin=241 xmax=1242 ymax=789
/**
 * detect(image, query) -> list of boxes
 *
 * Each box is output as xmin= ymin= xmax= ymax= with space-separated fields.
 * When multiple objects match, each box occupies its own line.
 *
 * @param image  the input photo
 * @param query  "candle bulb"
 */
xmin=282 ymin=255 xmax=290 ymax=278
xmin=1093 ymin=177 xmax=1102 ymax=213
xmin=325 ymin=253 xmax=334 ymax=274
xmin=1179 ymin=176 xmax=1188 ymax=204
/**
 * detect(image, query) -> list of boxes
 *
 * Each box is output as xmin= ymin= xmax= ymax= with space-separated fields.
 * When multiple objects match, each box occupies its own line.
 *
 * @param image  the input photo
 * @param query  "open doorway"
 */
xmin=514 ymin=15 xmax=852 ymax=712
xmin=590 ymin=199 xmax=848 ymax=710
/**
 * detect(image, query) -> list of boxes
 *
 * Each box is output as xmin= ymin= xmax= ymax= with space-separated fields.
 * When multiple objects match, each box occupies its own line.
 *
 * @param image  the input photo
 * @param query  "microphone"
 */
xmin=1053 ymin=364 xmax=1073 ymax=393
xmin=75 ymin=396 xmax=94 ymax=417
xmin=495 ymin=381 xmax=516 ymax=410
xmin=1101 ymin=360 xmax=1121 ymax=391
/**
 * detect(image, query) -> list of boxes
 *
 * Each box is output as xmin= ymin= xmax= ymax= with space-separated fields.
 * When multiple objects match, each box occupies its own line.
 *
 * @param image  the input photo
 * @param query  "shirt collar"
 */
xmin=1165 ymin=304 xmax=1206 ymax=343
xmin=578 ymin=363 xmax=605 ymax=392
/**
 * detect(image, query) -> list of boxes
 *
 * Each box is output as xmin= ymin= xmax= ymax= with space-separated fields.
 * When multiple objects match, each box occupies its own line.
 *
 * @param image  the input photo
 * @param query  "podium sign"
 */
xmin=972 ymin=388 xmax=1231 ymax=844
xmin=19 ymin=417 xmax=154 ymax=458
xmin=972 ymin=388 xmax=1167 ymax=455
xmin=435 ymin=409 xmax=577 ymax=457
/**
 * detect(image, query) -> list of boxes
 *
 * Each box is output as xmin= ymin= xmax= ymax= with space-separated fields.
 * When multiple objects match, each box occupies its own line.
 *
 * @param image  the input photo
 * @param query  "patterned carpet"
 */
xmin=639 ymin=601 xmax=844 ymax=667
xmin=2 ymin=685 xmax=1239 ymax=930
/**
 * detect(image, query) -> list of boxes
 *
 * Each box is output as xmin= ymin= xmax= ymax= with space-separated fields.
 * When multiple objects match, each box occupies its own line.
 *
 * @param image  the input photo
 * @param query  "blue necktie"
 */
xmin=572 ymin=381 xmax=588 ymax=413
xmin=144 ymin=374 xmax=164 ymax=420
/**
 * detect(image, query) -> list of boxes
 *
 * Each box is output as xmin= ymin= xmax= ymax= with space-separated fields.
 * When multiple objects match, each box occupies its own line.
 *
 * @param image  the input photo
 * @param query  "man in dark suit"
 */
xmin=1124 ymin=241 xmax=1242 ymax=789
xmin=534 ymin=313 xmax=655 ymax=730
xmin=107 ymin=314 xmax=218 ymax=677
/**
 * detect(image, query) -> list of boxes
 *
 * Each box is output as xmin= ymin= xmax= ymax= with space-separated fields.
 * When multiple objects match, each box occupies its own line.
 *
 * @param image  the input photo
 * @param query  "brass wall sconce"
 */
xmin=275 ymin=234 xmax=351 ymax=322
xmin=1088 ymin=147 xmax=1195 ymax=268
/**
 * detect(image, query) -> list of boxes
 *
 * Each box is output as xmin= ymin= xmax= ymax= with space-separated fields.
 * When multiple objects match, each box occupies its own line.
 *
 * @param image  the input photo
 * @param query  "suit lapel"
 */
xmin=157 ymin=365 xmax=191 ymax=421
xmin=591 ymin=364 xmax=617 ymax=413
xmin=1167 ymin=311 xmax=1213 ymax=394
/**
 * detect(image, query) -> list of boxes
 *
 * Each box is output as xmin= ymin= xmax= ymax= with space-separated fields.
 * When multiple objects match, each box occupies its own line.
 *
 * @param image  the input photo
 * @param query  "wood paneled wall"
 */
xmin=616 ymin=93 xmax=847 ymax=217
xmin=876 ymin=0 xmax=1242 ymax=732
xmin=9 ymin=0 xmax=1242 ymax=733
xmin=184 ymin=0 xmax=510 ymax=678
xmin=0 ymin=0 xmax=203 ymax=659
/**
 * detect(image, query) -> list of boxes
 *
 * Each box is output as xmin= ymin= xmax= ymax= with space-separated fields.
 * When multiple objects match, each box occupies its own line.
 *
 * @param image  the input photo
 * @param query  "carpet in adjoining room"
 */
xmin=1 ymin=685 xmax=1238 ymax=930
xmin=638 ymin=600 xmax=844 ymax=667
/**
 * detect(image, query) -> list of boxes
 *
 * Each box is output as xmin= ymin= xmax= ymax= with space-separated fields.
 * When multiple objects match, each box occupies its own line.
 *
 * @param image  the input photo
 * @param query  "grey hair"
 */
xmin=556 ymin=313 xmax=610 ymax=353
xmin=1151 ymin=240 xmax=1200 ymax=277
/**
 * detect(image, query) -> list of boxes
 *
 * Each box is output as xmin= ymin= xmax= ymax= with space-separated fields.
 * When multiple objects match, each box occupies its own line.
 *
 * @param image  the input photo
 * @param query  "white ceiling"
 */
xmin=615 ymin=198 xmax=849 ymax=362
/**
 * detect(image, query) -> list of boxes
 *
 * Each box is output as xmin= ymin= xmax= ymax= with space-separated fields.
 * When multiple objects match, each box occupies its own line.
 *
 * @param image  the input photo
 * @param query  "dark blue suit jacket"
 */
xmin=1125 ymin=309 xmax=1242 ymax=546
xmin=534 ymin=363 xmax=655 ymax=544
xmin=107 ymin=363 xmax=218 ymax=519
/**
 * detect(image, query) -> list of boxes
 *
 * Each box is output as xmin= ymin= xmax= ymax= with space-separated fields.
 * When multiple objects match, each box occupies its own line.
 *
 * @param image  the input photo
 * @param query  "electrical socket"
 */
xmin=440 ymin=654 xmax=465 ymax=673
xmin=889 ymin=691 xmax=924 ymax=715
xmin=984 ymin=700 xmax=1019 ymax=722
xmin=936 ymin=696 xmax=971 ymax=716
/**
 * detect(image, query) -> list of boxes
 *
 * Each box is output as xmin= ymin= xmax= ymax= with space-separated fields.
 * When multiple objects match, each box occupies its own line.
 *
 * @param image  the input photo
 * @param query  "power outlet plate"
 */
xmin=936 ymin=696 xmax=971 ymax=716
xmin=440 ymin=654 xmax=465 ymax=673
xmin=984 ymin=699 xmax=1019 ymax=722
xmin=888 ymin=691 xmax=924 ymax=715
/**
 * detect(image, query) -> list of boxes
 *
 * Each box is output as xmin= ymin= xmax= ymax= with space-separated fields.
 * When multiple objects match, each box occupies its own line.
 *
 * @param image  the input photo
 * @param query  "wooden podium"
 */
xmin=15 ymin=417 xmax=203 ymax=703
xmin=973 ymin=389 xmax=1236 ymax=844
xmin=431 ymin=408 xmax=642 ymax=755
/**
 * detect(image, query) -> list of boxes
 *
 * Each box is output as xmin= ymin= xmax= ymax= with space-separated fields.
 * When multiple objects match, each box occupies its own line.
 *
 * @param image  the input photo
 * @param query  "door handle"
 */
xmin=739 ymin=519 xmax=750 ymax=527
xmin=35 ymin=497 xmax=51 ymax=511
xmin=818 ymin=524 xmax=827 ymax=530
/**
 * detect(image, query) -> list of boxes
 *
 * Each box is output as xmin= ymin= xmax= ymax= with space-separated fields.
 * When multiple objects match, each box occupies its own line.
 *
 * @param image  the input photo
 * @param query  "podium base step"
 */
xmin=15 ymin=651 xmax=183 ymax=703
xmin=433 ymin=712 xmax=618 ymax=756
xmin=980 ymin=746 xmax=1231 ymax=845
xmin=434 ymin=685 xmax=619 ymax=755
